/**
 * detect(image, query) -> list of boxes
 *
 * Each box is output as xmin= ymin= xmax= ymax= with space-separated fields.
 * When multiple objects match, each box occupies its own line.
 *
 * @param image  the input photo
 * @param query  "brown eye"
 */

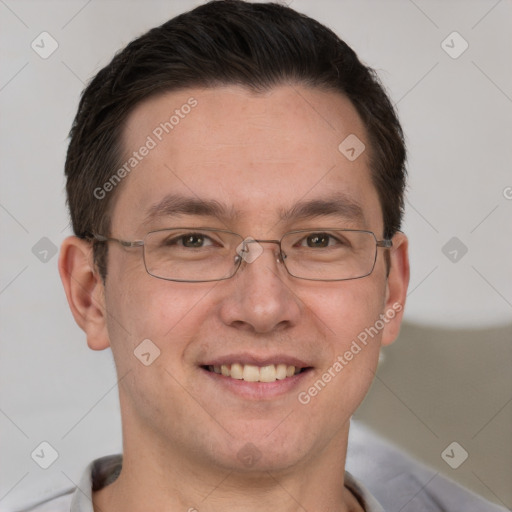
xmin=160 ymin=232 xmax=216 ymax=248
xmin=306 ymin=233 xmax=330 ymax=248
xmin=181 ymin=234 xmax=206 ymax=248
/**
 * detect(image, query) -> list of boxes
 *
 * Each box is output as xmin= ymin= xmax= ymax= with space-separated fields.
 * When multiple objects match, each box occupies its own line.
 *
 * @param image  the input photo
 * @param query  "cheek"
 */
xmin=314 ymin=281 xmax=386 ymax=379
xmin=310 ymin=278 xmax=387 ymax=350
xmin=104 ymin=271 xmax=216 ymax=370
xmin=295 ymin=283 xmax=386 ymax=428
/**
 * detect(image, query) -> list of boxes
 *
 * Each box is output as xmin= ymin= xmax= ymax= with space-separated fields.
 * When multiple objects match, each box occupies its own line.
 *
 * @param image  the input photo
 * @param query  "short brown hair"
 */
xmin=65 ymin=0 xmax=406 ymax=280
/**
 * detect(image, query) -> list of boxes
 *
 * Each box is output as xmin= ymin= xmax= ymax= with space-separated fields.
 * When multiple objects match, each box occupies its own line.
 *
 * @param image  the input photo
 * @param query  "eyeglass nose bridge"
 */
xmin=235 ymin=238 xmax=287 ymax=266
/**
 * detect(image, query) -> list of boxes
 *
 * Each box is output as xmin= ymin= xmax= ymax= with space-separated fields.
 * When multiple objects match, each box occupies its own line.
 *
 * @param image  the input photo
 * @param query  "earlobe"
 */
xmin=381 ymin=232 xmax=410 ymax=346
xmin=58 ymin=236 xmax=110 ymax=351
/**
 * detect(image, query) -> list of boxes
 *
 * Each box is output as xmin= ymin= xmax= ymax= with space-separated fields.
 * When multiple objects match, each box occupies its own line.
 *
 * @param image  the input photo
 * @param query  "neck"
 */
xmin=93 ymin=421 xmax=363 ymax=512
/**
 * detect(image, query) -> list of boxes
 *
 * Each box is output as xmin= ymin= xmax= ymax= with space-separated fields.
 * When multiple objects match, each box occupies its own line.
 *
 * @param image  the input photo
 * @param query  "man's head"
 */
xmin=64 ymin=0 xmax=406 ymax=281
xmin=59 ymin=0 xmax=409 ymax=490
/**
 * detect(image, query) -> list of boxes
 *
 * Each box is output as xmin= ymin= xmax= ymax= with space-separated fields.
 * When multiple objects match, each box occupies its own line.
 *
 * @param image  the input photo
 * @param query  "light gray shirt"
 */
xmin=22 ymin=455 xmax=383 ymax=512
xmin=22 ymin=423 xmax=508 ymax=511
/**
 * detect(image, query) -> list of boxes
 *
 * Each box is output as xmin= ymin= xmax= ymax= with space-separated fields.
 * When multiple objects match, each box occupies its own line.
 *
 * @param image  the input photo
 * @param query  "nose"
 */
xmin=218 ymin=240 xmax=301 ymax=334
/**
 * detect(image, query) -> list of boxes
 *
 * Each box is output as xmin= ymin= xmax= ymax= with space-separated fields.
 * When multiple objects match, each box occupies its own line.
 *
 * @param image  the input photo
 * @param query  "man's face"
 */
xmin=99 ymin=85 xmax=406 ymax=472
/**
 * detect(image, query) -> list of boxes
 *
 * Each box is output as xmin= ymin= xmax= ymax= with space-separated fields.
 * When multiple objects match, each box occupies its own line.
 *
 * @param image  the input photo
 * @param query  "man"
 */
xmin=33 ymin=1 xmax=504 ymax=510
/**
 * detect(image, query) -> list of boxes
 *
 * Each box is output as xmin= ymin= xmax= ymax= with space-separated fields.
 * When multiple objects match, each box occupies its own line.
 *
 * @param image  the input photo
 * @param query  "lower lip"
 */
xmin=200 ymin=367 xmax=312 ymax=400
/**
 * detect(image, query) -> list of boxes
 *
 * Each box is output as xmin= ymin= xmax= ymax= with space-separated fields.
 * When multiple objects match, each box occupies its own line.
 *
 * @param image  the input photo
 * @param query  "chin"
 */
xmin=206 ymin=423 xmax=315 ymax=475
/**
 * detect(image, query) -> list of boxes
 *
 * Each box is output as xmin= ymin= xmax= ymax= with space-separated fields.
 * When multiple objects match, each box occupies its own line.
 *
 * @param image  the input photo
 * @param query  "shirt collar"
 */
xmin=71 ymin=455 xmax=384 ymax=512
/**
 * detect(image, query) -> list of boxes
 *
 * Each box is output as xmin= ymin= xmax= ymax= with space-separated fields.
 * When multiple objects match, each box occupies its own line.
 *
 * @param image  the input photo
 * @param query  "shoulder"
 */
xmin=17 ymin=454 xmax=122 ymax=512
xmin=347 ymin=421 xmax=508 ymax=512
xmin=17 ymin=491 xmax=74 ymax=512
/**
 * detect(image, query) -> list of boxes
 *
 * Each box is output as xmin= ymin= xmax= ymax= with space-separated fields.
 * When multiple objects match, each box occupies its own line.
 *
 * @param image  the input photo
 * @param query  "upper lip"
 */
xmin=200 ymin=353 xmax=311 ymax=368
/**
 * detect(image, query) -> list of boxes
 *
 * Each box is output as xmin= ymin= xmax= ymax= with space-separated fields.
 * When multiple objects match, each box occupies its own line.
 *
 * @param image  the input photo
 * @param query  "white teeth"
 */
xmin=259 ymin=365 xmax=276 ymax=383
xmin=208 ymin=363 xmax=304 ymax=382
xmin=243 ymin=364 xmax=260 ymax=382
xmin=275 ymin=363 xmax=287 ymax=380
xmin=230 ymin=363 xmax=244 ymax=380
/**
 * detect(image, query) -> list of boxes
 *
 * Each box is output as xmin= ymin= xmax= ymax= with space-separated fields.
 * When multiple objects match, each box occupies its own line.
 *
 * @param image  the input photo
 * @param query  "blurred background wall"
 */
xmin=1 ymin=0 xmax=511 ymax=509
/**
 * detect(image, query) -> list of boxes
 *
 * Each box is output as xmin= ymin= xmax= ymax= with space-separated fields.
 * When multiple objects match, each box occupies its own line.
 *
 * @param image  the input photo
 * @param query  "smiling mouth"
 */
xmin=202 ymin=363 xmax=311 ymax=383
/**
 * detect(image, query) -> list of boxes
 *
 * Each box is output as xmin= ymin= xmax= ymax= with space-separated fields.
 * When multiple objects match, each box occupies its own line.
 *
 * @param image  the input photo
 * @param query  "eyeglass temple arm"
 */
xmin=92 ymin=234 xmax=144 ymax=248
xmin=377 ymin=239 xmax=393 ymax=248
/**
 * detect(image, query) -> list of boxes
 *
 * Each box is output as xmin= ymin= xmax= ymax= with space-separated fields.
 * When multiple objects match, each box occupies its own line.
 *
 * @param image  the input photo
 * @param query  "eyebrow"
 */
xmin=142 ymin=193 xmax=366 ymax=227
xmin=278 ymin=195 xmax=365 ymax=224
xmin=142 ymin=194 xmax=236 ymax=226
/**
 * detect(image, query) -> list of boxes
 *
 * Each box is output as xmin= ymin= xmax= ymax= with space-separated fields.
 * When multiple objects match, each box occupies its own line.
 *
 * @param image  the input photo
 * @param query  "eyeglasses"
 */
xmin=92 ymin=228 xmax=392 ymax=282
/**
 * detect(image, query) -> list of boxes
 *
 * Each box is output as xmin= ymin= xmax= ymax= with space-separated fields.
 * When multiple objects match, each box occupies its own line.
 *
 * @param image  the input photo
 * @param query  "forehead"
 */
xmin=112 ymin=85 xmax=382 ymax=235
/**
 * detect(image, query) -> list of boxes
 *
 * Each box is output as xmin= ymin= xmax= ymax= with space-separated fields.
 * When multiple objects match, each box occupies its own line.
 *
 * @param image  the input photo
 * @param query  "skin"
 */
xmin=59 ymin=84 xmax=409 ymax=512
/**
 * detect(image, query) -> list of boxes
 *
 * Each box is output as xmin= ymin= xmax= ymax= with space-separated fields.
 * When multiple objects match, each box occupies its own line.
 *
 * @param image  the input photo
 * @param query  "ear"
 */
xmin=381 ymin=232 xmax=410 ymax=346
xmin=58 ymin=236 xmax=110 ymax=350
